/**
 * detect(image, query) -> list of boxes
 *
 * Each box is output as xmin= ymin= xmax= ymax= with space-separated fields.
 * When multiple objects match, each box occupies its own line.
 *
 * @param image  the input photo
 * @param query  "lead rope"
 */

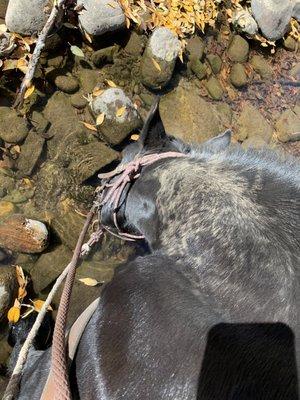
xmin=3 ymin=151 xmax=186 ymax=400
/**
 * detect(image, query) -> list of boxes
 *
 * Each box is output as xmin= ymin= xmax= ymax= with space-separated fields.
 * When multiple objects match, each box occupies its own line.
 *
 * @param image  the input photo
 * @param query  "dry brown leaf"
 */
xmin=18 ymin=286 xmax=27 ymax=299
xmin=12 ymin=145 xmax=21 ymax=154
xmin=151 ymin=57 xmax=161 ymax=72
xmin=96 ymin=113 xmax=105 ymax=126
xmin=83 ymin=30 xmax=93 ymax=43
xmin=78 ymin=277 xmax=99 ymax=286
xmin=15 ymin=265 xmax=26 ymax=288
xmin=16 ymin=58 xmax=28 ymax=74
xmin=116 ymin=106 xmax=126 ymax=117
xmin=32 ymin=299 xmax=53 ymax=312
xmin=80 ymin=121 xmax=98 ymax=132
xmin=130 ymin=134 xmax=139 ymax=141
xmin=2 ymin=59 xmax=17 ymax=71
xmin=106 ymin=79 xmax=117 ymax=88
xmin=92 ymin=88 xmax=104 ymax=97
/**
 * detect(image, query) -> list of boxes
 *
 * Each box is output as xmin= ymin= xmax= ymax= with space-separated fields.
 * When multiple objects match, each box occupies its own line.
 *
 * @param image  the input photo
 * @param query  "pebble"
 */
xmin=251 ymin=0 xmax=294 ymax=41
xmin=186 ymin=36 xmax=205 ymax=60
xmin=190 ymin=59 xmax=207 ymax=80
xmin=91 ymin=45 xmax=119 ymax=67
xmin=230 ymin=63 xmax=248 ymax=88
xmin=0 ymin=107 xmax=29 ymax=143
xmin=91 ymin=88 xmax=142 ymax=145
xmin=70 ymin=92 xmax=88 ymax=109
xmin=207 ymin=54 xmax=222 ymax=74
xmin=250 ymin=55 xmax=273 ymax=80
xmin=140 ymin=27 xmax=181 ymax=90
xmin=5 ymin=0 xmax=51 ymax=35
xmin=0 ymin=214 xmax=49 ymax=253
xmin=54 ymin=75 xmax=79 ymax=94
xmin=124 ymin=32 xmax=145 ymax=56
xmin=205 ymin=76 xmax=224 ymax=100
xmin=78 ymin=0 xmax=126 ymax=36
xmin=227 ymin=35 xmax=249 ymax=63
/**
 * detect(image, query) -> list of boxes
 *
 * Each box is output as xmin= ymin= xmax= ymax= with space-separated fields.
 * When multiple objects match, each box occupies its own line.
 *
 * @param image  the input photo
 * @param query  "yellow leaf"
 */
xmin=24 ymin=85 xmax=35 ymax=99
xmin=151 ymin=57 xmax=161 ymax=72
xmin=130 ymin=134 xmax=139 ymax=141
xmin=92 ymin=88 xmax=104 ymax=97
xmin=106 ymin=79 xmax=117 ymax=88
xmin=80 ymin=121 xmax=98 ymax=132
xmin=78 ymin=277 xmax=99 ymax=286
xmin=96 ymin=113 xmax=105 ymax=126
xmin=15 ymin=266 xmax=26 ymax=288
xmin=18 ymin=286 xmax=27 ymax=299
xmin=126 ymin=17 xmax=131 ymax=29
xmin=116 ymin=106 xmax=126 ymax=117
xmin=7 ymin=306 xmax=20 ymax=323
xmin=2 ymin=59 xmax=17 ymax=71
xmin=32 ymin=299 xmax=53 ymax=312
xmin=83 ymin=30 xmax=93 ymax=43
xmin=16 ymin=58 xmax=28 ymax=74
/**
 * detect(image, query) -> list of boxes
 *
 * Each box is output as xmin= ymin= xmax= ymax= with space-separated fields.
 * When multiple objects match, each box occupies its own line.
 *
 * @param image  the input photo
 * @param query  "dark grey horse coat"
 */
xmin=13 ymin=98 xmax=300 ymax=399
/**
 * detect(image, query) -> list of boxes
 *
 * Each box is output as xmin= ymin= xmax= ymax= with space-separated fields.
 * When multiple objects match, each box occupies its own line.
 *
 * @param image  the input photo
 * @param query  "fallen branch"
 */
xmin=2 ymin=206 xmax=97 ymax=400
xmin=13 ymin=0 xmax=67 ymax=109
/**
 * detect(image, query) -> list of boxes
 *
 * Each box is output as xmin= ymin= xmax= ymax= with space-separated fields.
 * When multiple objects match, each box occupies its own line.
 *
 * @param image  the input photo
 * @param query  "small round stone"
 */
xmin=70 ymin=92 xmax=88 ymax=109
xmin=54 ymin=75 xmax=79 ymax=94
xmin=230 ymin=63 xmax=248 ymax=88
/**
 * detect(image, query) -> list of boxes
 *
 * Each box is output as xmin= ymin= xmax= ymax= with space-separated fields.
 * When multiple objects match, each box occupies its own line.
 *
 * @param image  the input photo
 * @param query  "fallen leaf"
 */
xmin=16 ymin=58 xmax=28 ymax=74
xmin=7 ymin=306 xmax=20 ymax=323
xmin=78 ymin=277 xmax=99 ymax=286
xmin=15 ymin=266 xmax=26 ymax=288
xmin=96 ymin=113 xmax=105 ymax=126
xmin=18 ymin=286 xmax=27 ymax=299
xmin=80 ymin=121 xmax=98 ymax=132
xmin=116 ymin=106 xmax=126 ymax=117
xmin=106 ymin=79 xmax=117 ymax=88
xmin=92 ymin=88 xmax=104 ymax=97
xmin=151 ymin=57 xmax=161 ymax=72
xmin=32 ymin=299 xmax=53 ymax=312
xmin=70 ymin=45 xmax=85 ymax=58
xmin=24 ymin=84 xmax=35 ymax=99
xmin=2 ymin=59 xmax=17 ymax=71
xmin=83 ymin=30 xmax=93 ymax=43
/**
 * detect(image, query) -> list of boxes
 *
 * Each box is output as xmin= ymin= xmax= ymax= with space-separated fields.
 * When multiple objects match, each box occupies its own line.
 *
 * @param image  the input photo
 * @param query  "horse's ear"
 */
xmin=203 ymin=129 xmax=232 ymax=153
xmin=139 ymin=96 xmax=169 ymax=151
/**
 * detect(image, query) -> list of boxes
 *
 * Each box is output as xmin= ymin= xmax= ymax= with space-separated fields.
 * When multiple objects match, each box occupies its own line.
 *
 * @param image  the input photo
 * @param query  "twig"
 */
xmin=13 ymin=0 xmax=67 ymax=109
xmin=2 ymin=206 xmax=97 ymax=400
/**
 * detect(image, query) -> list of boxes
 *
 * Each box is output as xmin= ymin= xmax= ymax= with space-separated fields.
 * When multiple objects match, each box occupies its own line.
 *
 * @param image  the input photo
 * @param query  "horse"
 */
xmin=9 ymin=97 xmax=300 ymax=399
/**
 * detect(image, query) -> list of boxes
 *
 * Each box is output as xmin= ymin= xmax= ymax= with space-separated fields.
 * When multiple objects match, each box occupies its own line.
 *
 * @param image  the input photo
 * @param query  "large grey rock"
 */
xmin=5 ymin=0 xmax=50 ymax=35
xmin=251 ymin=0 xmax=294 ymax=41
xmin=78 ymin=0 xmax=125 ymax=36
xmin=159 ymin=85 xmax=226 ymax=144
xmin=140 ymin=27 xmax=181 ymax=90
xmin=293 ymin=0 xmax=300 ymax=20
xmin=91 ymin=88 xmax=142 ymax=145
xmin=0 ymin=265 xmax=16 ymax=320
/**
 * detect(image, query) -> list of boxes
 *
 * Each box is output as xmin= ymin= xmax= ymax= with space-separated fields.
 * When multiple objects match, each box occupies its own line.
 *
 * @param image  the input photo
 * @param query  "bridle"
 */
xmin=49 ymin=150 xmax=186 ymax=400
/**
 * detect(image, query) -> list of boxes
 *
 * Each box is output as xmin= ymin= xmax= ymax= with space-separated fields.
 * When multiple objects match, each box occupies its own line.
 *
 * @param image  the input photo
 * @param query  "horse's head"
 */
xmin=99 ymin=96 xmax=231 ymax=249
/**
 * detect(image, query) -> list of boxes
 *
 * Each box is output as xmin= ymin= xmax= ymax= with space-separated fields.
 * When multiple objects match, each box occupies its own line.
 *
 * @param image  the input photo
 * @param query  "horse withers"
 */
xmin=10 ymin=97 xmax=300 ymax=399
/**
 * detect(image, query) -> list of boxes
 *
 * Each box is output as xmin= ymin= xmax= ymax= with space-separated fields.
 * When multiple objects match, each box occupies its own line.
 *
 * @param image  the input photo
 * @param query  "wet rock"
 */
xmin=78 ymin=0 xmax=125 ymax=36
xmin=140 ymin=27 xmax=181 ymax=90
xmin=159 ymin=85 xmax=225 ymax=143
xmin=276 ymin=108 xmax=300 ymax=142
xmin=5 ymin=0 xmax=50 ymax=35
xmin=2 ymin=189 xmax=30 ymax=204
xmin=0 ymin=214 xmax=48 ymax=253
xmin=68 ymin=141 xmax=119 ymax=183
xmin=284 ymin=36 xmax=298 ymax=51
xmin=0 ymin=265 xmax=17 ymax=320
xmin=15 ymin=253 xmax=39 ymax=274
xmin=227 ymin=35 xmax=249 ymax=63
xmin=30 ymin=244 xmax=72 ymax=293
xmin=54 ymin=75 xmax=79 ymax=94
xmin=251 ymin=0 xmax=294 ymax=41
xmin=77 ymin=68 xmax=99 ymax=93
xmin=47 ymin=55 xmax=64 ymax=68
xmin=190 ymin=59 xmax=207 ymax=80
xmin=242 ymin=135 xmax=268 ymax=149
xmin=207 ymin=54 xmax=222 ymax=74
xmin=0 ymin=170 xmax=15 ymax=199
xmin=70 ymin=92 xmax=88 ymax=109
xmin=236 ymin=103 xmax=273 ymax=142
xmin=0 ymin=108 xmax=29 ymax=143
xmin=205 ymin=76 xmax=224 ymax=100
xmin=186 ymin=36 xmax=205 ymax=60
xmin=17 ymin=131 xmax=45 ymax=177
xmin=91 ymin=45 xmax=119 ymax=67
xmin=0 ymin=201 xmax=15 ymax=220
xmin=250 ymin=55 xmax=273 ymax=80
xmin=30 ymin=111 xmax=50 ymax=135
xmin=230 ymin=63 xmax=248 ymax=88
xmin=125 ymin=32 xmax=145 ymax=56
xmin=139 ymin=91 xmax=156 ymax=107
xmin=91 ymin=88 xmax=142 ymax=145
xmin=232 ymin=8 xmax=259 ymax=36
